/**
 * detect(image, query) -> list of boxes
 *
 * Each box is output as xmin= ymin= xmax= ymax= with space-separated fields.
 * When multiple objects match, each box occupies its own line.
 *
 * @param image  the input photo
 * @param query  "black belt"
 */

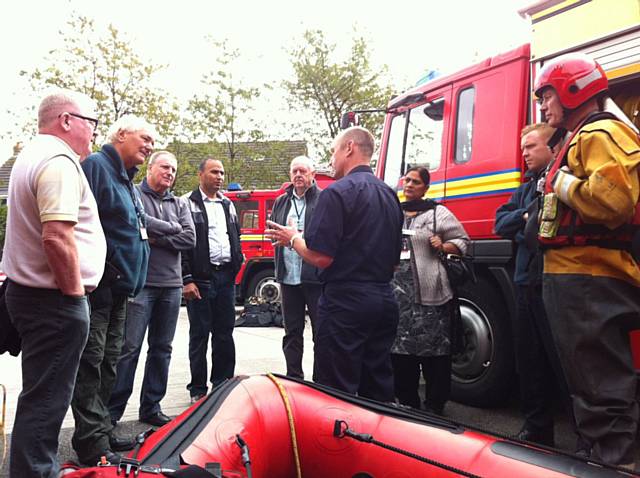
xmin=210 ymin=262 xmax=231 ymax=272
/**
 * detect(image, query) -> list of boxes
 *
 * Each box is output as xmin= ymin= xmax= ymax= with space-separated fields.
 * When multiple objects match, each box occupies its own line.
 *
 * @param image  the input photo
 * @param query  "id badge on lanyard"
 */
xmin=400 ymin=228 xmax=415 ymax=260
xmin=139 ymin=219 xmax=148 ymax=240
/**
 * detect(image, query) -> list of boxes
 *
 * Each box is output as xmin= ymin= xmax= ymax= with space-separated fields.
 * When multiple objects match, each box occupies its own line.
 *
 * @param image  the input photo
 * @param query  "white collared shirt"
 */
xmin=200 ymin=188 xmax=231 ymax=264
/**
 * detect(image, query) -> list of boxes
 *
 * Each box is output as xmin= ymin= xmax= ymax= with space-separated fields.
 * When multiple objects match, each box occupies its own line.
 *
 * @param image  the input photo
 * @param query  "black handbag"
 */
xmin=439 ymin=252 xmax=476 ymax=289
xmin=433 ymin=205 xmax=476 ymax=289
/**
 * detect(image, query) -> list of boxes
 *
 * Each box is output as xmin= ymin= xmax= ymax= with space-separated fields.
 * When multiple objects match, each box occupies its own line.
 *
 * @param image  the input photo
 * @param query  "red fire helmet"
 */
xmin=534 ymin=53 xmax=608 ymax=109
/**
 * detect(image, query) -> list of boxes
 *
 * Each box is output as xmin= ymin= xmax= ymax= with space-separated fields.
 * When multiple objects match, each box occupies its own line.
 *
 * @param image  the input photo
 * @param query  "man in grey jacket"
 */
xmin=108 ymin=151 xmax=195 ymax=427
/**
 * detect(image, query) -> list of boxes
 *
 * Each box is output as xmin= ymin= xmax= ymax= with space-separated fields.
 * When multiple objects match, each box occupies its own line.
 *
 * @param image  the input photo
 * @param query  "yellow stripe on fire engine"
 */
xmin=241 ymin=234 xmax=265 ymax=241
xmin=444 ymin=170 xmax=521 ymax=198
xmin=397 ymin=170 xmax=521 ymax=201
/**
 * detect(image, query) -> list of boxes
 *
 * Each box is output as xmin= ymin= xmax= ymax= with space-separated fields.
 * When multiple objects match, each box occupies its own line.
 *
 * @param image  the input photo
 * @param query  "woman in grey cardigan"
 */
xmin=391 ymin=166 xmax=470 ymax=414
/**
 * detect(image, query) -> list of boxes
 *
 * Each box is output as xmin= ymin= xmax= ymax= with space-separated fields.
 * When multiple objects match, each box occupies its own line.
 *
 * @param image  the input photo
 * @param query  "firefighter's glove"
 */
xmin=552 ymin=166 xmax=578 ymax=207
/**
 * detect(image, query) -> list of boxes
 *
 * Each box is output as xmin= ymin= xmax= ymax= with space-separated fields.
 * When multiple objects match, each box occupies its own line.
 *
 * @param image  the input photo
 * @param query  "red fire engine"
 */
xmin=228 ymin=0 xmax=640 ymax=407
xmin=226 ymin=173 xmax=334 ymax=304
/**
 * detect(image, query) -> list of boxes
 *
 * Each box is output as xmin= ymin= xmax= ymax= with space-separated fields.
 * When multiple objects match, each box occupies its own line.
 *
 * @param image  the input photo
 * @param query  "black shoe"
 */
xmin=80 ymin=449 xmax=121 ymax=467
xmin=190 ymin=393 xmax=206 ymax=404
xmin=140 ymin=411 xmax=171 ymax=427
xmin=515 ymin=426 xmax=554 ymax=447
xmin=574 ymin=436 xmax=591 ymax=458
xmin=109 ymin=434 xmax=136 ymax=452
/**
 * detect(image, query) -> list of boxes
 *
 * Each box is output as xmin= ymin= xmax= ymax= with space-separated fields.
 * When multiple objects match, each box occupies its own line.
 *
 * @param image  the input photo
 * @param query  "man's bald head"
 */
xmin=330 ymin=126 xmax=376 ymax=179
xmin=335 ymin=126 xmax=376 ymax=158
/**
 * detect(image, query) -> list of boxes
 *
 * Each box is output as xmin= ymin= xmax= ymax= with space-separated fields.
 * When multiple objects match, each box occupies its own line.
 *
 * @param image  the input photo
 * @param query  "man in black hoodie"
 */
xmin=270 ymin=156 xmax=322 ymax=380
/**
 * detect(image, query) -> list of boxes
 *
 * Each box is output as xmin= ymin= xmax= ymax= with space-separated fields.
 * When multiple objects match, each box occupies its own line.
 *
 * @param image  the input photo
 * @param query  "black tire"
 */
xmin=450 ymin=278 xmax=514 ymax=407
xmin=246 ymin=269 xmax=281 ymax=303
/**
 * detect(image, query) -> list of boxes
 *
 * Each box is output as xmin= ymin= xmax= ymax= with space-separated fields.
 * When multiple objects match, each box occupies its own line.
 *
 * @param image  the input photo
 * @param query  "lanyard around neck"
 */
xmin=292 ymin=196 xmax=305 ymax=221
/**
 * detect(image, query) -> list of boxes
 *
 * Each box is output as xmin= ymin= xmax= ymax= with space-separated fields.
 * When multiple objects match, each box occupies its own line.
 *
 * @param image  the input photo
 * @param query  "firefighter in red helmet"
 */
xmin=535 ymin=53 xmax=640 ymax=469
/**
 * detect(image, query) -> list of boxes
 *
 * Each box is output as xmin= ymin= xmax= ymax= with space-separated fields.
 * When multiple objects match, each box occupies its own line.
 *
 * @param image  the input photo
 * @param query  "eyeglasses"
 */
xmin=60 ymin=112 xmax=99 ymax=131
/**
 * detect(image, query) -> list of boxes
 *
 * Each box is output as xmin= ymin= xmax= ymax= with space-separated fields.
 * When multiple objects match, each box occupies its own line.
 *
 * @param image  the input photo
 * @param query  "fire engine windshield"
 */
xmin=382 ymin=98 xmax=445 ymax=189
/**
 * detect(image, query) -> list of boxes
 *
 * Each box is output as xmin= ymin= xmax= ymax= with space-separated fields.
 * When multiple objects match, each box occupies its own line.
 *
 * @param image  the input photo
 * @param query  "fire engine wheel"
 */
xmin=247 ymin=269 xmax=281 ymax=303
xmin=450 ymin=280 xmax=514 ymax=407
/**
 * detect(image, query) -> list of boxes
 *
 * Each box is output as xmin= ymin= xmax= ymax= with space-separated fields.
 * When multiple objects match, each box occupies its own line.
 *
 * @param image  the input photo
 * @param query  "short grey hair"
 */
xmin=37 ymin=89 xmax=96 ymax=129
xmin=290 ymin=155 xmax=315 ymax=172
xmin=148 ymin=150 xmax=176 ymax=167
xmin=106 ymin=114 xmax=158 ymax=144
xmin=337 ymin=126 xmax=375 ymax=158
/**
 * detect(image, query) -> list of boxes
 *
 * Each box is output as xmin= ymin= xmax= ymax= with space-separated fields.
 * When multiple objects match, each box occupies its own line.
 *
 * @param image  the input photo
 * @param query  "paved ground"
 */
xmin=0 ymin=307 xmax=637 ymax=475
xmin=0 ymin=307 xmax=308 ymax=475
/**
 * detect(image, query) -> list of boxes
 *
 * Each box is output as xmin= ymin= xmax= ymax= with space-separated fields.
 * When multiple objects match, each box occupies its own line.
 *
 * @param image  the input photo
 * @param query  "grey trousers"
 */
xmin=543 ymin=272 xmax=640 ymax=465
xmin=6 ymin=281 xmax=90 ymax=478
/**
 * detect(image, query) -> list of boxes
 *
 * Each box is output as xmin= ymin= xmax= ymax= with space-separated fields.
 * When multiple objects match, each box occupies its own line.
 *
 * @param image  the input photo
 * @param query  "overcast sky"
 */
xmin=0 ymin=0 xmax=532 ymax=159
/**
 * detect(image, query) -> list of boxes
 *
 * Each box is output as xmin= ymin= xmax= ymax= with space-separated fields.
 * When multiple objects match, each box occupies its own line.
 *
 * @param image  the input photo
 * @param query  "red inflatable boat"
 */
xmin=61 ymin=374 xmax=634 ymax=477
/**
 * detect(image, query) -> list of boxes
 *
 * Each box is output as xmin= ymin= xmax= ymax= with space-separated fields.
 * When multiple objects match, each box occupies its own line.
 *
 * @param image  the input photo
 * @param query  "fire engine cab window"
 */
xmin=455 ymin=87 xmax=475 ymax=163
xmin=383 ymin=113 xmax=407 ymax=188
xmin=383 ymin=99 xmax=444 ymax=189
xmin=234 ymin=200 xmax=259 ymax=230
xmin=405 ymin=99 xmax=444 ymax=172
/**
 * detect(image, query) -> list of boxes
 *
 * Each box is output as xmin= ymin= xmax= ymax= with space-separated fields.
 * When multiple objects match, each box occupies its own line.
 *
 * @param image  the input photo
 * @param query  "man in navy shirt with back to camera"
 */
xmin=266 ymin=126 xmax=403 ymax=401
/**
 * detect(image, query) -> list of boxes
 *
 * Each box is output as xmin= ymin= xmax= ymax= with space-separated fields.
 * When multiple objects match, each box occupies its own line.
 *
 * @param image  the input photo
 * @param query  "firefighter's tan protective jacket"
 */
xmin=544 ymin=119 xmax=640 ymax=286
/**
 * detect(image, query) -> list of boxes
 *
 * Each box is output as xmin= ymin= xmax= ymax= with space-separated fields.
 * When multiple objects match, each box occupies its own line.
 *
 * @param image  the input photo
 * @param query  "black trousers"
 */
xmin=185 ymin=268 xmax=236 ymax=397
xmin=281 ymin=283 xmax=322 ymax=380
xmin=543 ymin=273 xmax=640 ymax=465
xmin=513 ymin=284 xmax=567 ymax=434
xmin=71 ymin=284 xmax=127 ymax=462
xmin=391 ymin=353 xmax=450 ymax=413
xmin=315 ymin=281 xmax=399 ymax=402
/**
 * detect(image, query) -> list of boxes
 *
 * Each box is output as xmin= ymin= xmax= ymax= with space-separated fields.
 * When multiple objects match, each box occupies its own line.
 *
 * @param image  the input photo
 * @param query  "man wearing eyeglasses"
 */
xmin=1 ymin=89 xmax=106 ymax=478
xmin=70 ymin=114 xmax=156 ymax=466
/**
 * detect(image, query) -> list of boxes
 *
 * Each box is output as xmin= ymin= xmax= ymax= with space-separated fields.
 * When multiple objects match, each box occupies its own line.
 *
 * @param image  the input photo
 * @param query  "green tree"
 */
xmin=19 ymin=13 xmax=180 ymax=142
xmin=285 ymin=29 xmax=394 ymax=160
xmin=184 ymin=39 xmax=288 ymax=186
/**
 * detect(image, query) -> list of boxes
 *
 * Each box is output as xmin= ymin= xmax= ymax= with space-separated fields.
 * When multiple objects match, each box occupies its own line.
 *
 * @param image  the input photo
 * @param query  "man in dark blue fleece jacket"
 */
xmin=71 ymin=114 xmax=156 ymax=466
xmin=495 ymin=123 xmax=569 ymax=447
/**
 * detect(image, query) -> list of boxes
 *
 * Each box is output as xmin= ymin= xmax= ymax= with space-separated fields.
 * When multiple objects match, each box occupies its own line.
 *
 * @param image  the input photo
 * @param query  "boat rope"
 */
xmin=333 ymin=419 xmax=484 ymax=478
xmin=267 ymin=373 xmax=303 ymax=478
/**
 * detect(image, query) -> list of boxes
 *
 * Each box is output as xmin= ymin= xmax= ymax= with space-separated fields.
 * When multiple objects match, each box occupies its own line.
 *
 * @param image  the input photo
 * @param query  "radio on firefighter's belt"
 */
xmin=538 ymin=193 xmax=561 ymax=239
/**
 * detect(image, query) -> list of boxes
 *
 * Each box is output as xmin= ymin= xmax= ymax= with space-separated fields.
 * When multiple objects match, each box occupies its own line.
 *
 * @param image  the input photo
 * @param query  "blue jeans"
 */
xmin=186 ymin=268 xmax=236 ymax=397
xmin=6 ymin=281 xmax=90 ymax=478
xmin=108 ymin=286 xmax=181 ymax=421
